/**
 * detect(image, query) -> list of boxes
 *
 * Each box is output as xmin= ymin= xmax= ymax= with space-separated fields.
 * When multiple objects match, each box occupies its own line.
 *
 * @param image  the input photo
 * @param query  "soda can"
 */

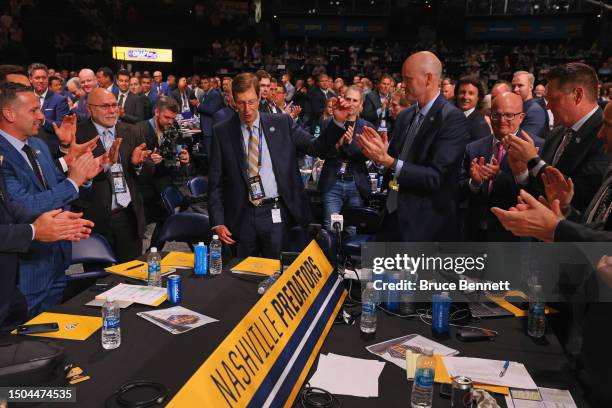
xmin=451 ymin=376 xmax=473 ymax=407
xmin=167 ymin=275 xmax=182 ymax=304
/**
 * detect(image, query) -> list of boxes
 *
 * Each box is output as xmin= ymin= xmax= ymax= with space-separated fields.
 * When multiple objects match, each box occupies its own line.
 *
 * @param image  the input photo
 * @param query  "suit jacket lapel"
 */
xmin=556 ymin=108 xmax=603 ymax=170
xmin=229 ymin=115 xmax=248 ymax=184
xmin=0 ymin=135 xmax=45 ymax=191
xmin=259 ymin=114 xmax=281 ymax=179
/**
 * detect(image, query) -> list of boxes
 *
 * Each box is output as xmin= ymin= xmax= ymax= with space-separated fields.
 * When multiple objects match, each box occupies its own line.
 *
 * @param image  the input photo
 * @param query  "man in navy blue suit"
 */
xmin=208 ymin=73 xmax=349 ymax=258
xmin=96 ymin=66 xmax=119 ymax=96
xmin=460 ymin=92 xmax=543 ymax=241
xmin=151 ymin=71 xmax=170 ymax=101
xmin=73 ymin=68 xmax=98 ymax=122
xmin=28 ymin=63 xmax=70 ymax=156
xmin=0 ymin=82 xmax=101 ymax=316
xmin=358 ymin=51 xmax=470 ymax=241
xmin=455 ymin=77 xmax=491 ymax=143
xmin=512 ymin=71 xmax=549 ymax=140
xmin=196 ymin=77 xmax=225 ymax=155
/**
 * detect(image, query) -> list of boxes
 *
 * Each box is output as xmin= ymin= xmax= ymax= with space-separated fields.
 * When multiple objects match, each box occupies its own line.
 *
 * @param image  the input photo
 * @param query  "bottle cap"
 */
xmin=422 ymin=346 xmax=434 ymax=356
xmin=212 ymin=234 xmax=219 ymax=239
xmin=198 ymin=242 xmax=204 ymax=246
xmin=150 ymin=247 xmax=157 ymax=253
xmin=106 ymin=297 xmax=114 ymax=303
xmin=366 ymin=281 xmax=374 ymax=289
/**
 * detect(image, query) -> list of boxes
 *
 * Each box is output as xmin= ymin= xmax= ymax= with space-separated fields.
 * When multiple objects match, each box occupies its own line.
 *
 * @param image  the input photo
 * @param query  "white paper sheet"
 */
xmin=137 ymin=306 xmax=218 ymax=334
xmin=443 ymin=357 xmax=538 ymax=389
xmin=539 ymin=387 xmax=577 ymax=408
xmin=366 ymin=334 xmax=459 ymax=370
xmin=95 ymin=283 xmax=167 ymax=306
xmin=308 ymin=353 xmax=385 ymax=398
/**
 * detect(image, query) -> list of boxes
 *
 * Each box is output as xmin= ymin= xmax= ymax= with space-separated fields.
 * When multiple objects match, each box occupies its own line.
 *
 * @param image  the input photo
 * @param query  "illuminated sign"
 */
xmin=112 ymin=46 xmax=173 ymax=63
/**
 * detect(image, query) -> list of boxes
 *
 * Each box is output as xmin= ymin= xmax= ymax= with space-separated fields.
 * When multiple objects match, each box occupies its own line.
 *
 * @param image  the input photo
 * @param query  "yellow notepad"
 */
xmin=105 ymin=260 xmax=176 ymax=281
xmin=231 ymin=257 xmax=281 ymax=277
xmin=162 ymin=252 xmax=194 ymax=268
xmin=486 ymin=290 xmax=557 ymax=317
xmin=12 ymin=312 xmax=101 ymax=341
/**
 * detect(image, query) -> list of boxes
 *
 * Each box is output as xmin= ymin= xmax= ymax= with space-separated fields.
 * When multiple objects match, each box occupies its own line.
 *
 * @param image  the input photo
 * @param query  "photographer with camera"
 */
xmin=136 ymin=96 xmax=194 ymax=226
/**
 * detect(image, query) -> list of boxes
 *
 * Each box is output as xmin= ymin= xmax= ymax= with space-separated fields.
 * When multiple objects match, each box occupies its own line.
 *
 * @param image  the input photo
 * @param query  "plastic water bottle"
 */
xmin=101 ymin=297 xmax=121 ymax=350
xmin=147 ymin=247 xmax=162 ymax=287
xmin=209 ymin=235 xmax=222 ymax=275
xmin=360 ymin=282 xmax=377 ymax=334
xmin=411 ymin=347 xmax=436 ymax=408
xmin=257 ymin=271 xmax=281 ymax=295
xmin=432 ymin=292 xmax=451 ymax=336
xmin=528 ymin=284 xmax=546 ymax=338
xmin=194 ymin=242 xmax=208 ymax=275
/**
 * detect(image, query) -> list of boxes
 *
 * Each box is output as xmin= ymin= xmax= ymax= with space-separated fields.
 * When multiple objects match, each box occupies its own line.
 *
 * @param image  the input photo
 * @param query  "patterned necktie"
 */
xmin=488 ymin=142 xmax=505 ymax=192
xmin=118 ymin=93 xmax=125 ymax=108
xmin=586 ymin=184 xmax=612 ymax=224
xmin=247 ymin=126 xmax=259 ymax=177
xmin=103 ymin=129 xmax=131 ymax=208
xmin=386 ymin=112 xmax=423 ymax=213
xmin=551 ymin=128 xmax=574 ymax=166
xmin=22 ymin=144 xmax=48 ymax=190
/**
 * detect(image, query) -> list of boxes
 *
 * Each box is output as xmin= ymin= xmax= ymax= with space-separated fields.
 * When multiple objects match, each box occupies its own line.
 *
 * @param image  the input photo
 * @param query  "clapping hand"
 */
xmin=131 ymin=143 xmax=152 ymax=166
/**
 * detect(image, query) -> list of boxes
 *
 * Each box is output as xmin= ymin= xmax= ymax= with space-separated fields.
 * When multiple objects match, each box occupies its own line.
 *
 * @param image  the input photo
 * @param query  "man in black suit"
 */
xmin=456 ymin=77 xmax=491 ymax=143
xmin=96 ymin=66 xmax=119 ymax=96
xmin=357 ymin=51 xmax=470 ymax=242
xmin=73 ymin=88 xmax=151 ymax=262
xmin=460 ymin=92 xmax=543 ymax=241
xmin=208 ymin=73 xmax=348 ymax=258
xmin=505 ymin=63 xmax=609 ymax=213
xmin=129 ymin=76 xmax=152 ymax=120
xmin=172 ymin=77 xmax=195 ymax=115
xmin=307 ymin=74 xmax=335 ymax=128
xmin=255 ymin=70 xmax=274 ymax=114
xmin=0 ymin=164 xmax=93 ymax=330
xmin=362 ymin=74 xmax=393 ymax=130
xmin=116 ymin=70 xmax=147 ymax=124
xmin=512 ymin=71 xmax=549 ymax=140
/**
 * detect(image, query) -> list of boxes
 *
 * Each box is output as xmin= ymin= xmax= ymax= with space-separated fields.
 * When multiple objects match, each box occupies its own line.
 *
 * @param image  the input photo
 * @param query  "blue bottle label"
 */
xmin=148 ymin=263 xmax=160 ymax=272
xmin=104 ymin=317 xmax=120 ymax=329
xmin=415 ymin=368 xmax=434 ymax=387
xmin=362 ymin=302 xmax=376 ymax=314
xmin=532 ymin=304 xmax=544 ymax=316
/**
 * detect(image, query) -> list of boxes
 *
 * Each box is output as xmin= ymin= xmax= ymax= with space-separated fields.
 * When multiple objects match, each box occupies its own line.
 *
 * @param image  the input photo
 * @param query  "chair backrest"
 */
xmin=341 ymin=207 xmax=381 ymax=234
xmin=71 ymin=233 xmax=117 ymax=266
xmin=153 ymin=212 xmax=212 ymax=250
xmin=187 ymin=176 xmax=208 ymax=197
xmin=161 ymin=185 xmax=186 ymax=215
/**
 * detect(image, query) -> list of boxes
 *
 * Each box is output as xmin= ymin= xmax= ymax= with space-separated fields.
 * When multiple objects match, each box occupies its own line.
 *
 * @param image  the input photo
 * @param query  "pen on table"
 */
xmin=124 ymin=262 xmax=146 ymax=271
xmin=499 ymin=360 xmax=510 ymax=377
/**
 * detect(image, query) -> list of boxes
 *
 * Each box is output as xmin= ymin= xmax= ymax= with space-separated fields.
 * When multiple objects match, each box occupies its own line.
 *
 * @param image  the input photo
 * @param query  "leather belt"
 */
xmin=249 ymin=197 xmax=279 ymax=207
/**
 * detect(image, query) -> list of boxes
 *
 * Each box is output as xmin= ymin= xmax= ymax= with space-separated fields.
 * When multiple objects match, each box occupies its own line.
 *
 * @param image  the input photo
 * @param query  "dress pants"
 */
xmin=233 ymin=199 xmax=292 ymax=259
xmin=107 ymin=206 xmax=143 ymax=263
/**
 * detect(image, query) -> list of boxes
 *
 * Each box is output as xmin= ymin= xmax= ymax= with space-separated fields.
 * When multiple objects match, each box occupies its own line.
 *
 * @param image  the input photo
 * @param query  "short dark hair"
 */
xmin=0 ymin=81 xmax=34 ymax=108
xmin=547 ymin=62 xmax=598 ymax=102
xmin=0 ymin=65 xmax=27 ymax=82
xmin=116 ymin=69 xmax=130 ymax=79
xmin=97 ymin=66 xmax=114 ymax=81
xmin=255 ymin=70 xmax=271 ymax=81
xmin=379 ymin=73 xmax=394 ymax=83
xmin=48 ymin=76 xmax=62 ymax=86
xmin=456 ymin=77 xmax=485 ymax=108
xmin=155 ymin=96 xmax=179 ymax=113
xmin=232 ymin=73 xmax=260 ymax=99
xmin=141 ymin=74 xmax=151 ymax=80
xmin=27 ymin=63 xmax=48 ymax=76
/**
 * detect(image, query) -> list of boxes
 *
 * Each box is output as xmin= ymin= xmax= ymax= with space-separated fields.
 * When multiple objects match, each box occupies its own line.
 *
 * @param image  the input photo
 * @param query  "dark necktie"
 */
xmin=386 ymin=112 xmax=423 ymax=213
xmin=118 ymin=93 xmax=125 ymax=108
xmin=551 ymin=128 xmax=574 ymax=166
xmin=22 ymin=144 xmax=48 ymax=190
xmin=587 ymin=183 xmax=612 ymax=224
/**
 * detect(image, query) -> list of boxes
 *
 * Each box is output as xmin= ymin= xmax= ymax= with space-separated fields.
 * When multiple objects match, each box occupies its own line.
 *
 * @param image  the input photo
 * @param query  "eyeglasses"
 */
xmin=491 ymin=112 xmax=522 ymax=121
xmin=235 ymin=99 xmax=259 ymax=108
xmin=89 ymin=103 xmax=119 ymax=110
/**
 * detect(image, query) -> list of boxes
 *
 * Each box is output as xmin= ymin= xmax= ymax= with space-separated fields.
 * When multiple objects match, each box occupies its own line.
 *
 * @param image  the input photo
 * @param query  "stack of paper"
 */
xmin=161 ymin=252 xmax=194 ymax=269
xmin=366 ymin=334 xmax=459 ymax=370
xmin=443 ymin=356 xmax=538 ymax=389
xmin=504 ymin=387 xmax=578 ymax=408
xmin=308 ymin=353 xmax=385 ymax=398
xmin=137 ymin=306 xmax=218 ymax=335
xmin=105 ymin=260 xmax=176 ymax=281
xmin=231 ymin=257 xmax=280 ymax=277
xmin=95 ymin=283 xmax=167 ymax=306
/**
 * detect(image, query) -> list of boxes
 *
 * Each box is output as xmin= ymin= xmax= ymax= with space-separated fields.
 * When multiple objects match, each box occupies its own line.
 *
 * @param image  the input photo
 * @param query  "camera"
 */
xmin=158 ymin=122 xmax=194 ymax=168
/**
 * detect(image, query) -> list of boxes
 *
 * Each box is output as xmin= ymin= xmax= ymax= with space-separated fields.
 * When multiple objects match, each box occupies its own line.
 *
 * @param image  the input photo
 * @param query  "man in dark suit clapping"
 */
xmin=357 ymin=51 xmax=470 ymax=242
xmin=208 ymin=73 xmax=349 ymax=258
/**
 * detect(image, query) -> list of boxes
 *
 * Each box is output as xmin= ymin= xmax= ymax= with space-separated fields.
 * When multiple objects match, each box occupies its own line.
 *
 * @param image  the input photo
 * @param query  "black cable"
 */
xmin=299 ymin=385 xmax=340 ymax=408
xmin=105 ymin=380 xmax=168 ymax=408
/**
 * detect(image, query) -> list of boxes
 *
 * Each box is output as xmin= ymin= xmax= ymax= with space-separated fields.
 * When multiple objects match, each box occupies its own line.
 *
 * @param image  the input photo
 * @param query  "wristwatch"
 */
xmin=527 ymin=156 xmax=541 ymax=171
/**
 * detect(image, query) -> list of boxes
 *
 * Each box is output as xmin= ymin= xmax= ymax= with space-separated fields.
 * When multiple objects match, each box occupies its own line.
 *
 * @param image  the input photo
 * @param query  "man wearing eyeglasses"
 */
xmin=208 ymin=73 xmax=349 ymax=258
xmin=74 ymin=88 xmax=151 ymax=262
xmin=503 ymin=62 xmax=609 ymax=213
xmin=460 ymin=92 xmax=544 ymax=241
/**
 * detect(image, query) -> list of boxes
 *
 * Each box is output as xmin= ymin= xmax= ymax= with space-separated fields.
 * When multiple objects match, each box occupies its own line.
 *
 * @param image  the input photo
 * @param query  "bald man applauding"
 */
xmin=73 ymin=88 xmax=151 ymax=262
xmin=358 ymin=51 xmax=469 ymax=241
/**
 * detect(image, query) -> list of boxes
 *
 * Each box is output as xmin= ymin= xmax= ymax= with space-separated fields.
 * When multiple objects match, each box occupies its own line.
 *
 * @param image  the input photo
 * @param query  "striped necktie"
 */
xmin=247 ymin=126 xmax=259 ymax=177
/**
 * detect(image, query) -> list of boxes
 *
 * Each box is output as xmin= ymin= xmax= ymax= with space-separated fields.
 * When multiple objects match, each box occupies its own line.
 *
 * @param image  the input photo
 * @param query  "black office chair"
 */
xmin=340 ymin=207 xmax=382 ymax=258
xmin=161 ymin=185 xmax=187 ymax=216
xmin=187 ymin=176 xmax=208 ymax=198
xmin=64 ymin=233 xmax=117 ymax=301
xmin=285 ymin=224 xmax=336 ymax=265
xmin=151 ymin=212 xmax=212 ymax=251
